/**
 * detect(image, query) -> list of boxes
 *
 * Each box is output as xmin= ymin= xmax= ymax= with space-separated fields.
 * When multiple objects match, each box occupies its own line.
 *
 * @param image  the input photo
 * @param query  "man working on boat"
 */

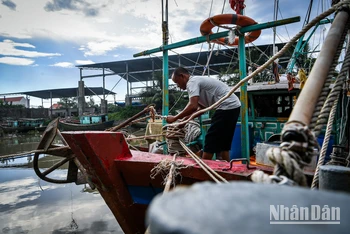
xmin=166 ymin=67 xmax=241 ymax=161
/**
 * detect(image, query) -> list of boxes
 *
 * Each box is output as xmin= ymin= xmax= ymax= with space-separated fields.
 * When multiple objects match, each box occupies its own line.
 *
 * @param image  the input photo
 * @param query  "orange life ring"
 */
xmin=200 ymin=14 xmax=261 ymax=46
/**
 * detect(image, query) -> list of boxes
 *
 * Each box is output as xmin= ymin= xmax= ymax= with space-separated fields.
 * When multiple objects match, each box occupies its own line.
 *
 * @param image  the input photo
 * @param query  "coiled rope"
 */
xmin=313 ymin=34 xmax=350 ymax=137
xmin=166 ymin=120 xmax=201 ymax=155
xmin=309 ymin=25 xmax=348 ymax=131
xmin=252 ymin=4 xmax=350 ymax=186
xmin=311 ymin=41 xmax=350 ymax=188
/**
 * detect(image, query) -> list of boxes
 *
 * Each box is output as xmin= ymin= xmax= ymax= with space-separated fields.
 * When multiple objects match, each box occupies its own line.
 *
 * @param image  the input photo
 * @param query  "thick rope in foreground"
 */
xmin=166 ymin=0 xmax=350 ymax=129
xmin=311 ymin=98 xmax=340 ymax=189
xmin=251 ymin=123 xmax=319 ymax=186
xmin=179 ymin=140 xmax=229 ymax=184
xmin=310 ymin=24 xmax=349 ymax=131
xmin=251 ymin=4 xmax=350 ymax=186
xmin=313 ymin=42 xmax=350 ymax=137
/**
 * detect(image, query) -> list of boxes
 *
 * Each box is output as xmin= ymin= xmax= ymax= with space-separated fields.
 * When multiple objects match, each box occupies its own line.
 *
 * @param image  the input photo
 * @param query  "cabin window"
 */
xmin=253 ymin=93 xmax=295 ymax=118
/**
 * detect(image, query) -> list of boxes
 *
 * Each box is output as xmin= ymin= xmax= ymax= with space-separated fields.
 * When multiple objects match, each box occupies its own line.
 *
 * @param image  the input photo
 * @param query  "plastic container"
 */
xmin=230 ymin=124 xmax=253 ymax=160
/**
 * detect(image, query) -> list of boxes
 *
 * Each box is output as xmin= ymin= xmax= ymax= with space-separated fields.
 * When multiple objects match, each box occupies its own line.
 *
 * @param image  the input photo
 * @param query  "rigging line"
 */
xmin=168 ymin=0 xmax=347 ymax=128
xmin=304 ymin=0 xmax=314 ymax=26
xmin=245 ymin=42 xmax=270 ymax=61
xmin=168 ymin=49 xmax=221 ymax=75
xmin=271 ymin=30 xmax=290 ymax=44
xmin=339 ymin=95 xmax=349 ymax=144
xmin=224 ymin=48 xmax=236 ymax=74
xmin=220 ymin=0 xmax=226 ymax=13
xmin=173 ymin=0 xmax=178 ymax=7
xmin=220 ymin=42 xmax=268 ymax=70
xmin=208 ymin=0 xmax=214 ymax=17
xmin=202 ymin=0 xmax=227 ymax=76
xmin=278 ymin=8 xmax=291 ymax=40
xmin=191 ymin=43 xmax=205 ymax=75
xmin=202 ymin=45 xmax=216 ymax=76
xmin=148 ymin=54 xmax=184 ymax=76
xmin=161 ymin=0 xmax=164 ymax=22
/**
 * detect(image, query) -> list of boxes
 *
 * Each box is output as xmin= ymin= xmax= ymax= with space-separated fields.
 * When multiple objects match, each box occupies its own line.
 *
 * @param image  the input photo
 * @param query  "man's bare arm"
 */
xmin=166 ymin=96 xmax=199 ymax=123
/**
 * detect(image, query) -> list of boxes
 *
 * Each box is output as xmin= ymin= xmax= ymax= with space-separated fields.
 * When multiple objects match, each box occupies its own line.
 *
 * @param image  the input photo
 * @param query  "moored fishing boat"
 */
xmin=31 ymin=0 xmax=350 ymax=233
xmin=58 ymin=114 xmax=114 ymax=131
xmin=0 ymin=118 xmax=46 ymax=134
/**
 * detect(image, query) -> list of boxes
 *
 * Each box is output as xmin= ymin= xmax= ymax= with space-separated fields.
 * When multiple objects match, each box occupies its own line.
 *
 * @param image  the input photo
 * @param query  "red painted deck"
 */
xmin=62 ymin=131 xmax=272 ymax=234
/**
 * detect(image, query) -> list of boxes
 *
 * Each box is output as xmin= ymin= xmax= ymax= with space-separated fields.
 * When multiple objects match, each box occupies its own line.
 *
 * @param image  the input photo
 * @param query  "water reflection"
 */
xmin=0 ymin=133 xmax=124 ymax=234
xmin=0 ymin=168 xmax=123 ymax=234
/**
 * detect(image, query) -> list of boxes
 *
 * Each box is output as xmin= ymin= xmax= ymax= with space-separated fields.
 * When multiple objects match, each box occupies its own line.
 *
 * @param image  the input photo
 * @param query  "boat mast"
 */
xmin=273 ymin=0 xmax=278 ymax=58
xmin=162 ymin=0 xmax=169 ymax=154
xmin=161 ymin=0 xmax=169 ymax=119
xmin=236 ymin=2 xmax=250 ymax=162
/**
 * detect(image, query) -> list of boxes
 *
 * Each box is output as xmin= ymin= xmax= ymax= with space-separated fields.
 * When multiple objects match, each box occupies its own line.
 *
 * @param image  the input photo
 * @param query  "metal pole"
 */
xmin=162 ymin=0 xmax=169 ymax=118
xmin=126 ymin=63 xmax=130 ymax=106
xmin=162 ymin=0 xmax=169 ymax=154
xmin=288 ymin=11 xmax=349 ymax=126
xmin=133 ymin=17 xmax=300 ymax=57
xmin=238 ymin=10 xmax=250 ymax=162
xmin=103 ymin=68 xmax=105 ymax=100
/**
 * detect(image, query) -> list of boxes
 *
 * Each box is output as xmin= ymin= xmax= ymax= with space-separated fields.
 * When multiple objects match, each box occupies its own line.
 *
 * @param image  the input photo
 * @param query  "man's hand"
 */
xmin=166 ymin=115 xmax=177 ymax=123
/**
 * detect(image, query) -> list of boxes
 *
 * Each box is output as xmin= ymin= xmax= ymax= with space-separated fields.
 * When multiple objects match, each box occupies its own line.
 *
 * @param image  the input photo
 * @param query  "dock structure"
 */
xmin=0 ymin=87 xmax=115 ymax=117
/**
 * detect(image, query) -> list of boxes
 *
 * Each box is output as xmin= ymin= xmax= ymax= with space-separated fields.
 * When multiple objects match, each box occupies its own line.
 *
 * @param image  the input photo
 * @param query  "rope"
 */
xmin=251 ymin=123 xmax=318 ymax=186
xmin=179 ymin=140 xmax=228 ymax=184
xmin=167 ymin=1 xmax=348 ymax=129
xmin=165 ymin=120 xmax=201 ymax=155
xmin=313 ymin=35 xmax=350 ymax=137
xmin=310 ymin=33 xmax=350 ymax=188
xmin=251 ymin=3 xmax=350 ymax=186
xmin=127 ymin=134 xmax=165 ymax=141
xmin=311 ymin=98 xmax=339 ymax=189
xmin=146 ymin=153 xmax=187 ymax=234
xmin=309 ymin=25 xmax=348 ymax=131
xmin=150 ymin=154 xmax=189 ymax=188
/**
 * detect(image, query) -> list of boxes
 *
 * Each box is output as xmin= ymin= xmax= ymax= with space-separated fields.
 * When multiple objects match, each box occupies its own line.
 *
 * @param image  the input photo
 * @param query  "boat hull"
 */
xmin=0 ymin=125 xmax=46 ymax=133
xmin=58 ymin=120 xmax=114 ymax=131
xmin=62 ymin=131 xmax=271 ymax=234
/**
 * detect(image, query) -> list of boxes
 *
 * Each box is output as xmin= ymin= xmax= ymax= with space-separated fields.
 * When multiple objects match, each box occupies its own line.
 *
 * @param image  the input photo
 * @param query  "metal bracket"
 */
xmin=223 ymin=158 xmax=256 ymax=171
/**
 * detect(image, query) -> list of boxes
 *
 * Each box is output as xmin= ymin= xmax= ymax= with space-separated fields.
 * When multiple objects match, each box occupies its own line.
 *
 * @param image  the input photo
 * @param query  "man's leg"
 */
xmin=219 ymin=151 xmax=230 ymax=162
xmin=202 ymin=152 xmax=214 ymax=160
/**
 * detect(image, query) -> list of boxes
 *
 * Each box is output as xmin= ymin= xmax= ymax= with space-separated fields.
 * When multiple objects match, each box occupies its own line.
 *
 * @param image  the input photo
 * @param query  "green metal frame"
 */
xmin=287 ymin=18 xmax=333 ymax=73
xmin=134 ymin=15 xmax=300 ymax=159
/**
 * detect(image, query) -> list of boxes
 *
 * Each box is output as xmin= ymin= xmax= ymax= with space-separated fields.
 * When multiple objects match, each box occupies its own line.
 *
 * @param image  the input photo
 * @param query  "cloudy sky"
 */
xmin=0 ymin=0 xmax=331 ymax=107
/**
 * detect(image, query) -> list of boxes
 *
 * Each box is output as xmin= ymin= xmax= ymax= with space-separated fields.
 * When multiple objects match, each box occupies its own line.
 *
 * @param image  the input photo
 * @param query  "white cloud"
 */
xmin=0 ymin=0 xmax=322 ymax=61
xmin=0 ymin=177 xmax=58 ymax=205
xmin=81 ymin=40 xmax=120 ymax=56
xmin=75 ymin=59 xmax=94 ymax=65
xmin=50 ymin=62 xmax=74 ymax=68
xmin=0 ymin=39 xmax=61 ymax=58
xmin=0 ymin=56 xmax=34 ymax=65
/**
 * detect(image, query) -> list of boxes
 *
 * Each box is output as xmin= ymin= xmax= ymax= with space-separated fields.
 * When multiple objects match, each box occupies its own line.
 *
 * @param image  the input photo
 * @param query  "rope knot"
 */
xmin=234 ymin=25 xmax=243 ymax=36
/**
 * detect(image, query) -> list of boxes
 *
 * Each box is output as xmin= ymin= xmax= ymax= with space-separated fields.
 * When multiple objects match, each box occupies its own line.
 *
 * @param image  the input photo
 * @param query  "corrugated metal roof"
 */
xmin=0 ymin=96 xmax=25 ymax=102
xmin=77 ymin=43 xmax=289 ymax=83
xmin=0 ymin=87 xmax=116 ymax=99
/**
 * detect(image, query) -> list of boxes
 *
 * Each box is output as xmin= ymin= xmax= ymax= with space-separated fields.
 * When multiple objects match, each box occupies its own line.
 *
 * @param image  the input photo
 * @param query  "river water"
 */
xmin=0 ymin=132 xmax=124 ymax=234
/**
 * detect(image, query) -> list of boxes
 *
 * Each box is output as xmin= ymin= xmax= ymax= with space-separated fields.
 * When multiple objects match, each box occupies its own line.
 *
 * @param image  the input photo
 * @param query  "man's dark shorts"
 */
xmin=204 ymin=107 xmax=240 ymax=154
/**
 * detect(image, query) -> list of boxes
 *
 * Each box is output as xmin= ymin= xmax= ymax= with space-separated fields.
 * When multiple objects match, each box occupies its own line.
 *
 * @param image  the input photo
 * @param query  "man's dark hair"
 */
xmin=173 ymin=67 xmax=189 ymax=77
